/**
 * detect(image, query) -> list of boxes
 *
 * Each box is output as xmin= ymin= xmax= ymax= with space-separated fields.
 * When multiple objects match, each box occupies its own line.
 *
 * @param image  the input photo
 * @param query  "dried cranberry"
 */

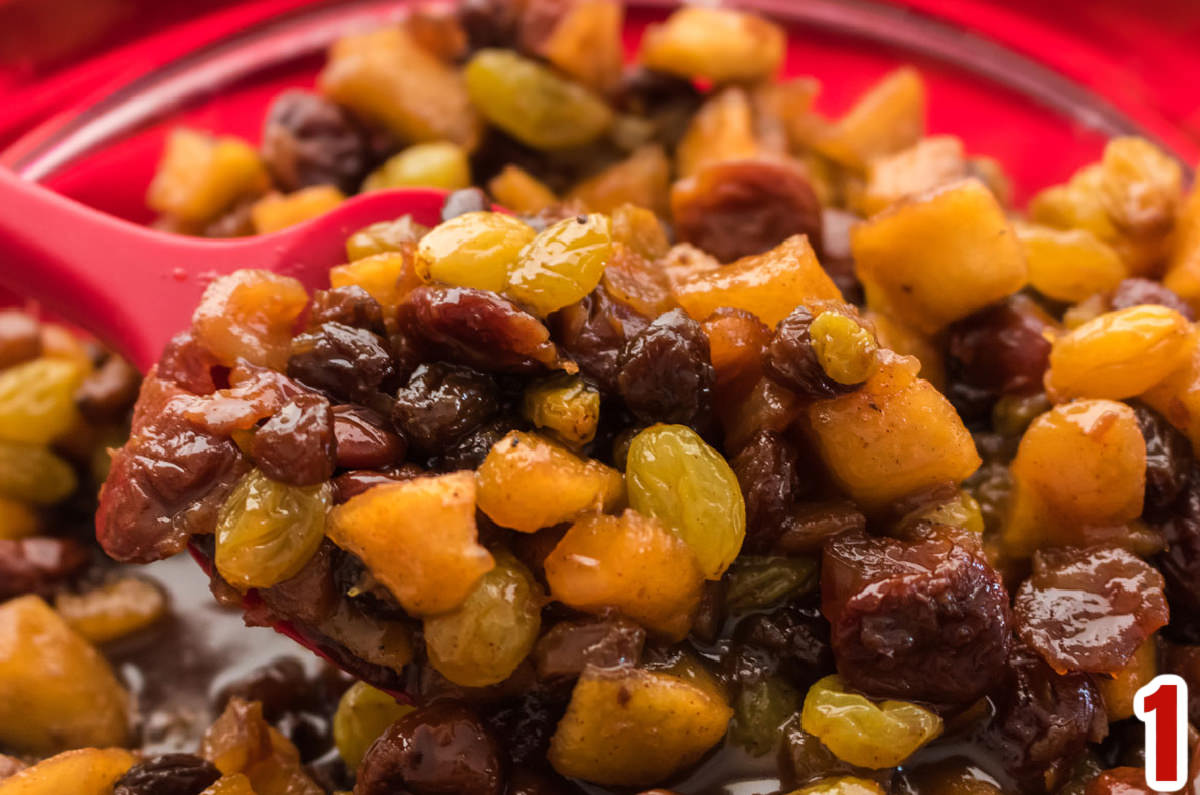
xmin=250 ymin=393 xmax=335 ymax=486
xmin=392 ymin=363 xmax=499 ymax=455
xmin=764 ymin=306 xmax=858 ymax=399
xmin=98 ymin=381 xmax=248 ymax=563
xmin=0 ymin=310 xmax=41 ymax=369
xmin=396 ymin=286 xmax=561 ymax=373
xmin=307 ymin=286 xmax=387 ymax=336
xmin=442 ymin=187 xmax=491 ymax=221
xmin=617 ymin=308 xmax=714 ymax=427
xmin=112 ymin=754 xmax=221 ymax=795
xmin=355 ymin=700 xmax=505 ymax=795
xmin=0 ymin=537 xmax=89 ymax=600
xmin=946 ymin=295 xmax=1053 ymax=411
xmin=731 ymin=430 xmax=803 ymax=552
xmin=1014 ymin=545 xmax=1168 ymax=674
xmin=533 ymin=615 xmax=646 ymax=679
xmin=671 ymin=160 xmax=823 ymax=263
xmin=75 ymin=355 xmax=141 ymax=423
xmin=550 ymin=286 xmax=649 ymax=393
xmin=1110 ymin=278 xmax=1195 ymax=321
xmin=973 ymin=642 xmax=1107 ymax=793
xmin=722 ymin=603 xmax=833 ymax=690
xmin=261 ymin=89 xmax=370 ymax=193
xmin=822 ymin=527 xmax=1011 ymax=705
xmin=333 ymin=405 xmax=406 ymax=470
xmin=1132 ymin=402 xmax=1192 ymax=519
xmin=287 ymin=322 xmax=396 ymax=404
xmin=1155 ymin=465 xmax=1200 ymax=642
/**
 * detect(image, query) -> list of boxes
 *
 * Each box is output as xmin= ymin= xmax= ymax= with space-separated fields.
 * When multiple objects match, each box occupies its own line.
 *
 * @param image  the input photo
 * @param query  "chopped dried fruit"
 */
xmin=416 ymin=211 xmax=535 ymax=293
xmin=801 ymin=675 xmax=942 ymax=769
xmin=362 ymin=141 xmax=471 ymax=192
xmin=332 ymin=681 xmax=414 ymax=770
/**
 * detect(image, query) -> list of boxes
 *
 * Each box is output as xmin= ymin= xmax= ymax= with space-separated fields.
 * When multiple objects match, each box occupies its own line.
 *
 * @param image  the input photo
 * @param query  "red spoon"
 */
xmin=0 ymin=167 xmax=457 ymax=371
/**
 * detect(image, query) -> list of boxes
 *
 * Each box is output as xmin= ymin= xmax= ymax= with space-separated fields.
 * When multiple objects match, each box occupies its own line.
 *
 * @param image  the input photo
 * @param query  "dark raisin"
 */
xmin=533 ymin=615 xmax=646 ymax=679
xmin=97 ymin=380 xmax=248 ymax=563
xmin=261 ymin=89 xmax=370 ymax=193
xmin=615 ymin=68 xmax=703 ymax=151
xmin=307 ymin=286 xmax=387 ymax=336
xmin=213 ymin=656 xmax=336 ymax=761
xmin=0 ymin=310 xmax=41 ymax=369
xmin=442 ymin=187 xmax=491 ymax=221
xmin=157 ymin=331 xmax=222 ymax=395
xmin=1110 ymin=278 xmax=1195 ymax=320
xmin=973 ymin=642 xmax=1107 ymax=793
xmin=392 ymin=363 xmax=499 ymax=455
xmin=112 ymin=754 xmax=221 ymax=795
xmin=1155 ymin=464 xmax=1200 ymax=642
xmin=822 ymin=527 xmax=1011 ymax=705
xmin=250 ymin=393 xmax=335 ymax=486
xmin=1014 ymin=545 xmax=1167 ymax=674
xmin=1161 ymin=640 xmax=1200 ymax=725
xmin=484 ymin=685 xmax=571 ymax=767
xmin=690 ymin=578 xmax=727 ymax=645
xmin=773 ymin=500 xmax=866 ymax=556
xmin=778 ymin=723 xmax=889 ymax=792
xmin=396 ymin=286 xmax=560 ymax=373
xmin=0 ymin=537 xmax=89 ymax=600
xmin=731 ymin=430 xmax=802 ymax=552
xmin=550 ymin=286 xmax=648 ymax=393
xmin=671 ymin=160 xmax=823 ymax=263
xmin=355 ymin=700 xmax=505 ymax=795
xmin=764 ymin=306 xmax=856 ymax=399
xmin=438 ymin=416 xmax=514 ymax=471
xmin=258 ymin=539 xmax=341 ymax=626
xmin=332 ymin=465 xmax=422 ymax=504
xmin=1132 ymin=402 xmax=1193 ymax=519
xmin=75 ymin=355 xmax=141 ymax=423
xmin=722 ymin=603 xmax=833 ymax=691
xmin=946 ymin=295 xmax=1054 ymax=416
xmin=333 ymin=405 xmax=406 ymax=470
xmin=617 ymin=308 xmax=714 ymax=427
xmin=458 ymin=0 xmax=520 ymax=50
xmin=506 ymin=768 xmax=581 ymax=795
xmin=287 ymin=322 xmax=395 ymax=404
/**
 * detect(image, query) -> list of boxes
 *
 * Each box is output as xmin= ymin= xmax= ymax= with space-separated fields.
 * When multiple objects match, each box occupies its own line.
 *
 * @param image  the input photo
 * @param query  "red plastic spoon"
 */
xmin=0 ymin=167 xmax=457 ymax=371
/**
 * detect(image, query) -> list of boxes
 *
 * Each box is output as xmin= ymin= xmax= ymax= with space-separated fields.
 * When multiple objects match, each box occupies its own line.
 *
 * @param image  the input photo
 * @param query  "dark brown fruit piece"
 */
xmin=392 ymin=362 xmax=499 ymax=455
xmin=75 ymin=355 xmax=141 ymax=423
xmin=731 ymin=430 xmax=803 ymax=553
xmin=946 ymin=295 xmax=1053 ymax=413
xmin=0 ymin=537 xmax=89 ymax=600
xmin=250 ymin=393 xmax=336 ymax=486
xmin=157 ymin=331 xmax=223 ymax=395
xmin=671 ymin=160 xmax=823 ymax=263
xmin=822 ymin=527 xmax=1011 ymax=705
xmin=973 ymin=642 xmax=1107 ymax=793
xmin=773 ymin=501 xmax=866 ymax=556
xmin=1110 ymin=277 xmax=1196 ymax=320
xmin=1015 ymin=546 xmax=1167 ymax=675
xmin=261 ymin=89 xmax=370 ymax=193
xmin=332 ymin=465 xmax=422 ymax=504
xmin=617 ymin=308 xmax=714 ymax=427
xmin=1132 ymin=402 xmax=1192 ymax=519
xmin=112 ymin=754 xmax=221 ymax=795
xmin=550 ymin=286 xmax=648 ymax=393
xmin=287 ymin=322 xmax=396 ymax=404
xmin=1157 ymin=464 xmax=1200 ymax=642
xmin=0 ymin=310 xmax=41 ymax=369
xmin=333 ymin=405 xmax=406 ymax=470
xmin=533 ymin=614 xmax=646 ymax=679
xmin=307 ymin=286 xmax=387 ymax=336
xmin=764 ymin=306 xmax=859 ymax=399
xmin=438 ymin=416 xmax=515 ymax=471
xmin=397 ymin=286 xmax=561 ymax=373
xmin=355 ymin=700 xmax=505 ymax=795
xmin=722 ymin=603 xmax=833 ymax=690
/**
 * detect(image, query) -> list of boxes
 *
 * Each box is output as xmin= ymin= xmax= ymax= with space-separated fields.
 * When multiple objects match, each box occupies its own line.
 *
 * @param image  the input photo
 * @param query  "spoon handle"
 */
xmin=0 ymin=168 xmax=222 ymax=370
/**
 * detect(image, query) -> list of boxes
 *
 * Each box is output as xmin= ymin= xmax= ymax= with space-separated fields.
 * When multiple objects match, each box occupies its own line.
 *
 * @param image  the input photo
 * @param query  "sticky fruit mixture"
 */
xmin=4 ymin=2 xmax=1200 ymax=795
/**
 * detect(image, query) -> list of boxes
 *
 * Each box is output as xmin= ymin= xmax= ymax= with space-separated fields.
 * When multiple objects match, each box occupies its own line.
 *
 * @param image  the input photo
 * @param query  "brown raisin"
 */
xmin=113 ymin=754 xmax=221 ymax=795
xmin=332 ymin=465 xmax=422 ymax=504
xmin=457 ymin=0 xmax=520 ymax=50
xmin=333 ymin=405 xmax=406 ymax=470
xmin=0 ymin=311 xmax=41 ymax=370
xmin=157 ymin=331 xmax=223 ymax=395
xmin=392 ymin=362 xmax=499 ymax=455
xmin=75 ymin=355 xmax=141 ymax=423
xmin=355 ymin=700 xmax=505 ymax=795
xmin=722 ymin=602 xmax=834 ymax=691
xmin=438 ymin=416 xmax=515 ymax=471
xmin=287 ymin=322 xmax=396 ymax=404
xmin=0 ymin=537 xmax=89 ymax=600
xmin=1132 ymin=402 xmax=1192 ymax=518
xmin=730 ymin=430 xmax=803 ymax=552
xmin=973 ymin=642 xmax=1107 ymax=793
xmin=533 ymin=614 xmax=646 ymax=679
xmin=307 ymin=286 xmax=387 ymax=336
xmin=258 ymin=539 xmax=341 ymax=626
xmin=550 ymin=286 xmax=648 ymax=393
xmin=1110 ymin=277 xmax=1195 ymax=321
xmin=764 ymin=306 xmax=859 ymax=399
xmin=671 ymin=160 xmax=823 ymax=264
xmin=616 ymin=68 xmax=703 ymax=151
xmin=250 ymin=393 xmax=336 ymax=486
xmin=945 ymin=295 xmax=1053 ymax=417
xmin=822 ymin=527 xmax=1011 ymax=705
xmin=261 ymin=89 xmax=370 ymax=193
xmin=1157 ymin=465 xmax=1200 ymax=642
xmin=773 ymin=500 xmax=867 ymax=556
xmin=397 ymin=286 xmax=561 ymax=373
xmin=1014 ymin=545 xmax=1168 ymax=674
xmin=617 ymin=308 xmax=714 ymax=427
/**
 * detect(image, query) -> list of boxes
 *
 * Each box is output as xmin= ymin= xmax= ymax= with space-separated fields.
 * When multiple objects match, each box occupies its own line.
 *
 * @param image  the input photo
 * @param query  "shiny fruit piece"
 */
xmin=521 ymin=373 xmax=601 ymax=446
xmin=362 ymin=141 xmax=471 ymax=192
xmin=0 ymin=748 xmax=135 ymax=795
xmin=147 ymin=128 xmax=268 ymax=224
xmin=813 ymin=67 xmax=925 ymax=170
xmin=250 ymin=185 xmax=345 ymax=233
xmin=191 ymin=270 xmax=309 ymax=370
xmin=416 ymin=211 xmax=536 ymax=294
xmin=639 ymin=6 xmax=783 ymax=84
xmin=507 ymin=213 xmax=613 ymax=317
xmin=801 ymin=675 xmax=942 ymax=769
xmin=1016 ymin=223 xmax=1128 ymax=303
xmin=332 ymin=681 xmax=414 ymax=770
xmin=330 ymin=250 xmax=423 ymax=312
xmin=55 ymin=578 xmax=167 ymax=644
xmin=0 ymin=357 xmax=87 ymax=445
